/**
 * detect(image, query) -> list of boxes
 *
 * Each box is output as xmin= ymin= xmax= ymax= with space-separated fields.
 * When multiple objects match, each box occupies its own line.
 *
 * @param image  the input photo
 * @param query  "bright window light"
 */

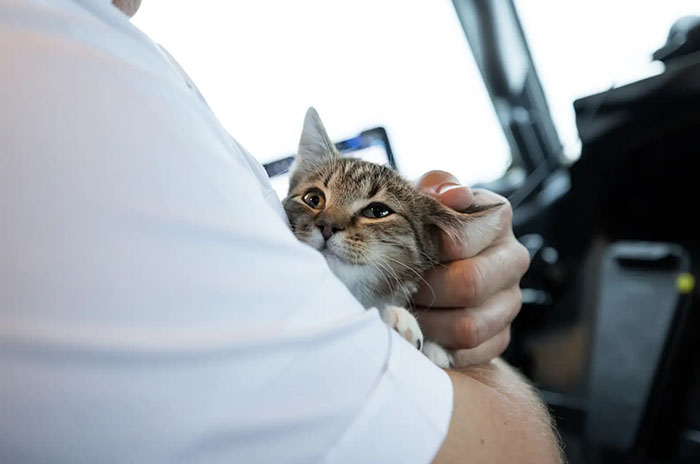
xmin=133 ymin=0 xmax=510 ymax=185
xmin=515 ymin=0 xmax=700 ymax=160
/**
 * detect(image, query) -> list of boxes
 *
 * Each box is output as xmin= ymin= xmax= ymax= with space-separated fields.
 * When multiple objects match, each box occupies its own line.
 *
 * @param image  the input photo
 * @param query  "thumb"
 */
xmin=416 ymin=170 xmax=474 ymax=212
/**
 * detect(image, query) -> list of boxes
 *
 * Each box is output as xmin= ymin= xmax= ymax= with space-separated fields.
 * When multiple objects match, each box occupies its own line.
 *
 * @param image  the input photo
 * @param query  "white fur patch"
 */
xmin=325 ymin=256 xmax=386 ymax=309
xmin=422 ymin=341 xmax=453 ymax=368
xmin=304 ymin=227 xmax=325 ymax=251
xmin=380 ymin=305 xmax=424 ymax=350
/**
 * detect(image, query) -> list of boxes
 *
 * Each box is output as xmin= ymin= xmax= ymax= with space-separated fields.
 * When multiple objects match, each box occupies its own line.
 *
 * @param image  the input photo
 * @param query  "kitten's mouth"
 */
xmin=320 ymin=242 xmax=357 ymax=264
xmin=320 ymin=245 xmax=343 ymax=260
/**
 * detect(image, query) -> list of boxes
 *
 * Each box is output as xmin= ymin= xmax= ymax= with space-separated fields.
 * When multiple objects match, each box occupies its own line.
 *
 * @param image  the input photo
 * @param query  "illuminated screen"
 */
xmin=265 ymin=129 xmax=394 ymax=199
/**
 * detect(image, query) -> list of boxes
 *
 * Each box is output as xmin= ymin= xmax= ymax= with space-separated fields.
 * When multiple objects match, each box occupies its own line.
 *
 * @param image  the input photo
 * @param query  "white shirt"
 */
xmin=0 ymin=0 xmax=453 ymax=463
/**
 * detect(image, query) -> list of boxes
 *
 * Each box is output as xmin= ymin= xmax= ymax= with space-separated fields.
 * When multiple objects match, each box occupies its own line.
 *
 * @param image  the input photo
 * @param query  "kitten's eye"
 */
xmin=361 ymin=202 xmax=394 ymax=219
xmin=302 ymin=189 xmax=326 ymax=210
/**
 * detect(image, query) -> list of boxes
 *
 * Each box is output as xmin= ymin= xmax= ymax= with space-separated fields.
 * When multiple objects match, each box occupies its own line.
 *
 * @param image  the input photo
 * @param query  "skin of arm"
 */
xmin=433 ymin=359 xmax=563 ymax=464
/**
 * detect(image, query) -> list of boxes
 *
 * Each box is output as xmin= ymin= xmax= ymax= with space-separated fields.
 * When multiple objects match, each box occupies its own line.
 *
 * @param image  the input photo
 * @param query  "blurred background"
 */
xmin=135 ymin=1 xmax=700 ymax=463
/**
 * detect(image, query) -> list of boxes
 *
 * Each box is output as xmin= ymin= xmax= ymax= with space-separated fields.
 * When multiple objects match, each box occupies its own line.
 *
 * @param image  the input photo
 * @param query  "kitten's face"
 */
xmin=283 ymin=108 xmax=491 ymax=309
xmin=284 ymin=156 xmax=441 ymax=308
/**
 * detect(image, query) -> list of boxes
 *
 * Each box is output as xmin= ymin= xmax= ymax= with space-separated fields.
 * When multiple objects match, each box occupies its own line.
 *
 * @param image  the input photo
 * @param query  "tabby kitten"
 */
xmin=283 ymin=108 xmax=500 ymax=367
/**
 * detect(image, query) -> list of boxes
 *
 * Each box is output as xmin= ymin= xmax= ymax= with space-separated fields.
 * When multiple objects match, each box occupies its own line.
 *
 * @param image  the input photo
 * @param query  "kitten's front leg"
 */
xmin=422 ymin=341 xmax=454 ymax=369
xmin=379 ymin=306 xmax=454 ymax=368
xmin=379 ymin=305 xmax=424 ymax=351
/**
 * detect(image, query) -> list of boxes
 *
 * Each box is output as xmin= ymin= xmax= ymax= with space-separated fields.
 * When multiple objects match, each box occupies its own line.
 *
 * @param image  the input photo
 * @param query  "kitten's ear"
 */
xmin=424 ymin=195 xmax=504 ymax=243
xmin=296 ymin=107 xmax=338 ymax=170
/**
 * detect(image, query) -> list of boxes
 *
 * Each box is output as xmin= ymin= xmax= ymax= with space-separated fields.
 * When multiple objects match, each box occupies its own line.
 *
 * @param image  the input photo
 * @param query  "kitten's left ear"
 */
xmin=424 ymin=195 xmax=503 ymax=243
xmin=296 ymin=107 xmax=338 ymax=170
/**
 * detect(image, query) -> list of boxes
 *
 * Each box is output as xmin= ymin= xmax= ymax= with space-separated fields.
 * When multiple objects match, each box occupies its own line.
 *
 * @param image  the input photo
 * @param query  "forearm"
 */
xmin=433 ymin=359 xmax=563 ymax=464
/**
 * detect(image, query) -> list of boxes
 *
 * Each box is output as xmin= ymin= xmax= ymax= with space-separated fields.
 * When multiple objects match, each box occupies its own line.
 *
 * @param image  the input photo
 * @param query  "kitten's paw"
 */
xmin=422 ymin=341 xmax=453 ymax=368
xmin=380 ymin=305 xmax=424 ymax=351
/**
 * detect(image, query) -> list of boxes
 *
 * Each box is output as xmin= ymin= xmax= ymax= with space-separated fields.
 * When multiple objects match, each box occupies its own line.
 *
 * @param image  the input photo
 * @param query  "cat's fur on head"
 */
xmin=283 ymin=107 xmax=498 ymax=311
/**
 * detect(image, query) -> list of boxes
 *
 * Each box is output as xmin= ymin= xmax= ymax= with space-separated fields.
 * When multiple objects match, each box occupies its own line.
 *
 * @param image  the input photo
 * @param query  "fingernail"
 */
xmin=437 ymin=183 xmax=460 ymax=194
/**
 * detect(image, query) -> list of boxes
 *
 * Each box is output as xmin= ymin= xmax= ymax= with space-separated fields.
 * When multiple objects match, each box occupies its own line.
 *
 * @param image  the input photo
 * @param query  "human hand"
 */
xmin=414 ymin=171 xmax=530 ymax=367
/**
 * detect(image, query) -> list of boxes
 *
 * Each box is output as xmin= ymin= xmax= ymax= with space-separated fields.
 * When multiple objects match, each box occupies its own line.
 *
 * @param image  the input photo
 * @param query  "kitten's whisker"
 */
xmin=369 ymin=254 xmax=413 ymax=306
xmin=366 ymin=237 xmax=437 ymax=305
xmin=372 ymin=237 xmax=437 ymax=266
xmin=370 ymin=256 xmax=402 ymax=294
xmin=379 ymin=254 xmax=437 ymax=309
xmin=365 ymin=255 xmax=404 ymax=304
xmin=371 ymin=257 xmax=414 ymax=305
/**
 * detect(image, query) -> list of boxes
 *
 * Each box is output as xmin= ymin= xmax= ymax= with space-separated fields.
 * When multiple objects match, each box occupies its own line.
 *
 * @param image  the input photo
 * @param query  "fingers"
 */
xmin=416 ymin=286 xmax=522 ymax=349
xmin=416 ymin=170 xmax=474 ymax=212
xmin=414 ymin=173 xmax=525 ymax=368
xmin=414 ymin=237 xmax=529 ymax=307
xmin=417 ymin=173 xmax=506 ymax=261
xmin=437 ymin=185 xmax=474 ymax=212
xmin=416 ymin=170 xmax=461 ymax=193
xmin=470 ymin=188 xmax=507 ymax=205
xmin=451 ymin=327 xmax=512 ymax=367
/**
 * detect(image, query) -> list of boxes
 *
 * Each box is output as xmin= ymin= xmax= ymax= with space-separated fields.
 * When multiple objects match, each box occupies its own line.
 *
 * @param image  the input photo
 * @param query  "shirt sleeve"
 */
xmin=0 ymin=2 xmax=453 ymax=463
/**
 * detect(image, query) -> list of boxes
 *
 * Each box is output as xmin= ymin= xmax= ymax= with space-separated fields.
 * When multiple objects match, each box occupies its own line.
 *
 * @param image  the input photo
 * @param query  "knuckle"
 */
xmin=457 ymin=261 xmax=484 ymax=305
xmin=502 ymin=287 xmax=523 ymax=327
xmin=500 ymin=327 xmax=512 ymax=354
xmin=515 ymin=241 xmax=531 ymax=276
xmin=496 ymin=198 xmax=513 ymax=226
xmin=513 ymin=286 xmax=524 ymax=311
xmin=456 ymin=317 xmax=481 ymax=349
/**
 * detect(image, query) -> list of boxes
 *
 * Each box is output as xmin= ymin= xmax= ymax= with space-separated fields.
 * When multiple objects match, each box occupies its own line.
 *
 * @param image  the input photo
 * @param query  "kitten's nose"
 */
xmin=318 ymin=224 xmax=344 ymax=241
xmin=316 ymin=213 xmax=349 ymax=241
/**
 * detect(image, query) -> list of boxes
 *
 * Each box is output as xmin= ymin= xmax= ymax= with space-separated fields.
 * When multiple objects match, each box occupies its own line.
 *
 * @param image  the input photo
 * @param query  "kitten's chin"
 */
xmin=324 ymin=256 xmax=386 ymax=309
xmin=319 ymin=241 xmax=358 ymax=265
xmin=320 ymin=247 xmax=343 ymax=260
xmin=302 ymin=231 xmax=390 ymax=308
